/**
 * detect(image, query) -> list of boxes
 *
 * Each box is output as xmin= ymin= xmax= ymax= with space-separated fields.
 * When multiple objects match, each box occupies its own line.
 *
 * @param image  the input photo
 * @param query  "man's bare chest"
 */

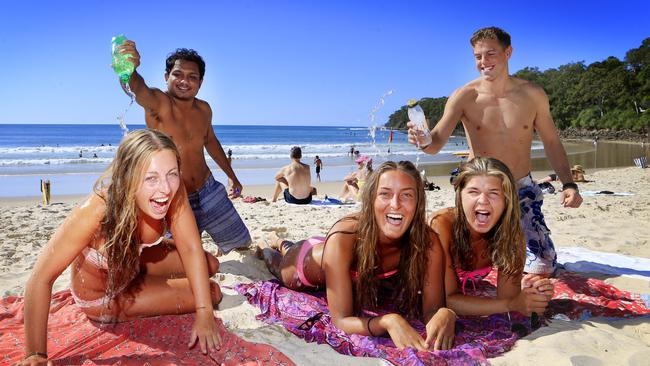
xmin=463 ymin=97 xmax=536 ymax=133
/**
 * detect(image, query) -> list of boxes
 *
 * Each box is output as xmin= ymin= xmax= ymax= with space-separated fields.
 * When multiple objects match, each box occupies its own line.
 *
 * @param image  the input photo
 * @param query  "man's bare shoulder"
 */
xmin=193 ymin=97 xmax=212 ymax=112
xmin=511 ymin=77 xmax=548 ymax=99
xmin=445 ymin=81 xmax=481 ymax=108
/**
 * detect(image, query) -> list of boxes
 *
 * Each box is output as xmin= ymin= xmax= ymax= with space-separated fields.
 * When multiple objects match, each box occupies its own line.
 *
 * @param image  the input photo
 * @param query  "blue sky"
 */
xmin=1 ymin=0 xmax=648 ymax=127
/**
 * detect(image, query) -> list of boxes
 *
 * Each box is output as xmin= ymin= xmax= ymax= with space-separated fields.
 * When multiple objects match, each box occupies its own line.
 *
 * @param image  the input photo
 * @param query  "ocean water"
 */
xmin=0 ymin=124 xmax=536 ymax=197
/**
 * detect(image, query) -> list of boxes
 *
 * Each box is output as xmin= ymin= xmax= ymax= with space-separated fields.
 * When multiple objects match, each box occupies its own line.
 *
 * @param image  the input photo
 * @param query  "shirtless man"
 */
xmin=118 ymin=41 xmax=251 ymax=254
xmin=272 ymin=146 xmax=314 ymax=204
xmin=408 ymin=27 xmax=582 ymax=276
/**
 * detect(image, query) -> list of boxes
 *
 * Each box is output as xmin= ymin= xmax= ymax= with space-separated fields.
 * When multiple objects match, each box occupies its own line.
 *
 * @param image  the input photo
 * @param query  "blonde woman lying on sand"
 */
xmin=20 ymin=129 xmax=222 ymax=366
xmin=429 ymin=157 xmax=554 ymax=317
xmin=258 ymin=160 xmax=456 ymax=351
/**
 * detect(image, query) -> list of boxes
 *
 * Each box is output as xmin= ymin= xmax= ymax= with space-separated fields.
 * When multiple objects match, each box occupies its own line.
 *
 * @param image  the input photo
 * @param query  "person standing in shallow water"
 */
xmin=407 ymin=26 xmax=582 ymax=276
xmin=117 ymin=40 xmax=251 ymax=254
xmin=20 ymin=129 xmax=222 ymax=365
xmin=314 ymin=155 xmax=323 ymax=182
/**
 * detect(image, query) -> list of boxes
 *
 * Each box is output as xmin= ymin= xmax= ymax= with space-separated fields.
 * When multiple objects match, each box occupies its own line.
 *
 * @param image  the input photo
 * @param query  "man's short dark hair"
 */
xmin=290 ymin=146 xmax=302 ymax=159
xmin=470 ymin=27 xmax=511 ymax=49
xmin=166 ymin=48 xmax=206 ymax=79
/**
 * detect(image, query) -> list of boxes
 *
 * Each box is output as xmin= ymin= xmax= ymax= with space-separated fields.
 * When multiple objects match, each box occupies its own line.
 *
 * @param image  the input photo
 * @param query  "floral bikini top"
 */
xmin=81 ymin=236 xmax=165 ymax=270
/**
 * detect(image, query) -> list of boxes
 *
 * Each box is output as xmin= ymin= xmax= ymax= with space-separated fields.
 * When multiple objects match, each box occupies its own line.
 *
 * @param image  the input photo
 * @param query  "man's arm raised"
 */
xmin=531 ymin=85 xmax=583 ymax=208
xmin=119 ymin=40 xmax=167 ymax=118
xmin=407 ymin=88 xmax=464 ymax=155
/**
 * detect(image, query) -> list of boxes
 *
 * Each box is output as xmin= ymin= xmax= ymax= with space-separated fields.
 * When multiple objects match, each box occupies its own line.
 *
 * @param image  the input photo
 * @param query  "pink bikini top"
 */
xmin=81 ymin=236 xmax=165 ymax=270
xmin=349 ymin=269 xmax=399 ymax=280
xmin=455 ymin=266 xmax=492 ymax=295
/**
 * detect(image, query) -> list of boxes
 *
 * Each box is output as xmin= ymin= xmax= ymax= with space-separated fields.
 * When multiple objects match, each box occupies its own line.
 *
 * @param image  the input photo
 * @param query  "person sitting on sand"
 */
xmin=339 ymin=154 xmax=373 ymax=201
xmin=20 ymin=129 xmax=222 ymax=365
xmin=429 ymin=157 xmax=554 ymax=317
xmin=258 ymin=160 xmax=456 ymax=351
xmin=538 ymin=165 xmax=588 ymax=184
xmin=272 ymin=146 xmax=315 ymax=204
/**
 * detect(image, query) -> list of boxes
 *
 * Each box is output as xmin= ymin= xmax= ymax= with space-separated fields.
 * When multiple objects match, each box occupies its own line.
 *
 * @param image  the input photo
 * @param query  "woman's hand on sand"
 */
xmin=16 ymin=354 xmax=52 ymax=366
xmin=424 ymin=308 xmax=456 ymax=350
xmin=382 ymin=313 xmax=430 ymax=351
xmin=188 ymin=309 xmax=222 ymax=354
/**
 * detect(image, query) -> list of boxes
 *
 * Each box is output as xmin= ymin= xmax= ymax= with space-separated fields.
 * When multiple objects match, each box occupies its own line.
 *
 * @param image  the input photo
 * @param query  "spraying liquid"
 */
xmin=368 ymin=90 xmax=394 ymax=158
xmin=116 ymin=84 xmax=134 ymax=136
xmin=407 ymin=99 xmax=431 ymax=167
xmin=111 ymin=34 xmax=135 ymax=136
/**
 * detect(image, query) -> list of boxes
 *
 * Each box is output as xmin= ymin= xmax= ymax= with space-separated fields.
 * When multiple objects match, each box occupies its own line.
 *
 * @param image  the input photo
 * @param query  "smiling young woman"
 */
xmin=429 ymin=157 xmax=554 ymax=317
xmin=20 ymin=129 xmax=222 ymax=365
xmin=257 ymin=160 xmax=456 ymax=351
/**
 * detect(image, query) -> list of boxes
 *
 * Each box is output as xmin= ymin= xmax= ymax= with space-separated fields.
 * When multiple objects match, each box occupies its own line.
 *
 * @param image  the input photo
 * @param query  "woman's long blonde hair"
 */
xmin=452 ymin=157 xmax=524 ymax=278
xmin=353 ymin=160 xmax=432 ymax=318
xmin=93 ymin=129 xmax=180 ymax=300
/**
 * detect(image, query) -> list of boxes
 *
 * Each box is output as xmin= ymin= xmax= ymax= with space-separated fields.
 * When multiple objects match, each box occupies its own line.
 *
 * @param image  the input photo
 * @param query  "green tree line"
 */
xmin=386 ymin=37 xmax=650 ymax=133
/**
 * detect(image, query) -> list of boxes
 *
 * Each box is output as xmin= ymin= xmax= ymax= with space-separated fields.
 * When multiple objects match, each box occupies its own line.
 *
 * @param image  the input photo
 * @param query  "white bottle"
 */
xmin=407 ymin=100 xmax=432 ymax=147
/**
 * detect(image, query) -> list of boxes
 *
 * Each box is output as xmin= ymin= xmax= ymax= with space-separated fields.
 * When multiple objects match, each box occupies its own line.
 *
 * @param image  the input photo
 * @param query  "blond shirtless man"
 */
xmin=118 ymin=41 xmax=251 ymax=254
xmin=272 ymin=147 xmax=314 ymax=204
xmin=408 ymin=27 xmax=583 ymax=276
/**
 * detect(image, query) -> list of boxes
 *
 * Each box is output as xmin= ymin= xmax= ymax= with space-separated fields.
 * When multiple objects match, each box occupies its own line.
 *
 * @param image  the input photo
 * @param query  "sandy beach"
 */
xmin=1 ymin=166 xmax=649 ymax=365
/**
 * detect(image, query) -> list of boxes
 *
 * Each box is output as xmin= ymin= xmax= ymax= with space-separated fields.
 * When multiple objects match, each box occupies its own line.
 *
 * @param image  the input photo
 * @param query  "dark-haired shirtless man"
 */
xmin=117 ymin=40 xmax=251 ymax=254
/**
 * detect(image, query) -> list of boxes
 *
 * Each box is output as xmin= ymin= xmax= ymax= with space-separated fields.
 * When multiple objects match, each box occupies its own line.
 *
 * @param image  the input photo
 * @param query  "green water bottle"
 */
xmin=111 ymin=34 xmax=134 ymax=84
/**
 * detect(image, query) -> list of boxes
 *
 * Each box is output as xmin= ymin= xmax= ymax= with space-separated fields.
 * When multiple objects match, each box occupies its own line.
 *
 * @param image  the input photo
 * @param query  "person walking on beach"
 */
xmin=117 ymin=40 xmax=251 ymax=254
xmin=314 ymin=155 xmax=323 ymax=182
xmin=272 ymin=146 xmax=314 ymax=204
xmin=407 ymin=26 xmax=582 ymax=276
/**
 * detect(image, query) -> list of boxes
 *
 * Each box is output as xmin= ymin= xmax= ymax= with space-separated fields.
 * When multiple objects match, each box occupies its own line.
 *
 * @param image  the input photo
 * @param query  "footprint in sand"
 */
xmin=261 ymin=226 xmax=287 ymax=233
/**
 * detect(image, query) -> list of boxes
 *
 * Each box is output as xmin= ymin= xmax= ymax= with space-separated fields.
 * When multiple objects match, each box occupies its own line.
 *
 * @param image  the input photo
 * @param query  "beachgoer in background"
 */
xmin=538 ymin=165 xmax=587 ymax=184
xmin=257 ymin=161 xmax=456 ymax=350
xmin=92 ymin=153 xmax=98 ymax=159
xmin=314 ymin=155 xmax=323 ymax=182
xmin=340 ymin=155 xmax=373 ymax=201
xmin=79 ymin=150 xmax=83 ymax=158
xmin=118 ymin=40 xmax=251 ymax=254
xmin=349 ymin=146 xmax=355 ymax=157
xmin=226 ymin=149 xmax=233 ymax=191
xmin=407 ymin=26 xmax=582 ymax=276
xmin=272 ymin=146 xmax=314 ymax=204
xmin=19 ymin=130 xmax=222 ymax=365
xmin=429 ymin=157 xmax=554 ymax=317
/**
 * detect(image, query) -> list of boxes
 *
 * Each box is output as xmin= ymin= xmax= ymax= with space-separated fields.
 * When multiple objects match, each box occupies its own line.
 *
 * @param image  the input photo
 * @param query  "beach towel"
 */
xmin=284 ymin=197 xmax=358 ymax=208
xmin=0 ymin=290 xmax=294 ymax=365
xmin=235 ymin=270 xmax=650 ymax=366
xmin=580 ymin=190 xmax=634 ymax=196
xmin=236 ymin=280 xmax=528 ymax=366
xmin=557 ymin=246 xmax=650 ymax=282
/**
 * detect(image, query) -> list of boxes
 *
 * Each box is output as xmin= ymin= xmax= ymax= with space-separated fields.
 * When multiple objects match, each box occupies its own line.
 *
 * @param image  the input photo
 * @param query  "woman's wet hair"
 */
xmin=94 ymin=129 xmax=181 ymax=301
xmin=452 ymin=157 xmax=525 ymax=278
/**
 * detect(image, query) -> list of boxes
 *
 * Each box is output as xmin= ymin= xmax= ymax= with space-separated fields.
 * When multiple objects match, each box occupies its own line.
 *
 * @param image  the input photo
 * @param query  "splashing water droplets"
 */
xmin=367 ymin=90 xmax=394 ymax=158
xmin=116 ymin=82 xmax=134 ymax=136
